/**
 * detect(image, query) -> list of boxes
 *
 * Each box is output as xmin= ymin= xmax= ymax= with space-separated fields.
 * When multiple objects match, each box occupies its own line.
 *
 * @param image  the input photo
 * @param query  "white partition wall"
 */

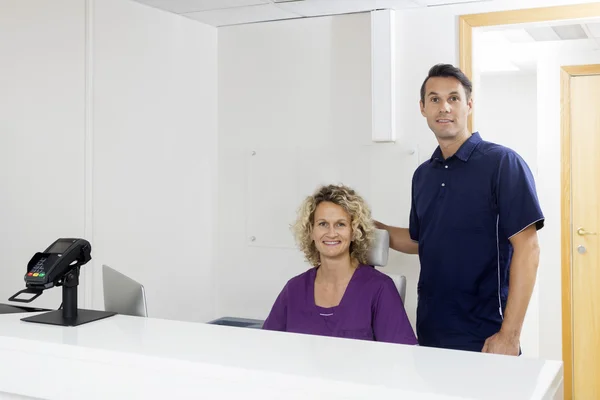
xmin=0 ymin=0 xmax=87 ymax=310
xmin=90 ymin=0 xmax=218 ymax=322
xmin=0 ymin=0 xmax=219 ymax=322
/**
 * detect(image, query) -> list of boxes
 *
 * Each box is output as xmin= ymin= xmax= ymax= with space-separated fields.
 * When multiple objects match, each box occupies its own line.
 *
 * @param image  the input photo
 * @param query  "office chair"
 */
xmin=366 ymin=228 xmax=407 ymax=304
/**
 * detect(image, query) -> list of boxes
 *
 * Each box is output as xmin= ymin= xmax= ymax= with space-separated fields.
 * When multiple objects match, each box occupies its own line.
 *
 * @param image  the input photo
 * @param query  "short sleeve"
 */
xmin=262 ymin=283 xmax=289 ymax=331
xmin=496 ymin=151 xmax=545 ymax=238
xmin=372 ymin=278 xmax=418 ymax=345
xmin=409 ymin=174 xmax=420 ymax=242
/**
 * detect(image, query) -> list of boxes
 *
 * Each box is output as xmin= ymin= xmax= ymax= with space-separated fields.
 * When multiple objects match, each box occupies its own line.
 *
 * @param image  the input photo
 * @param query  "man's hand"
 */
xmin=372 ymin=221 xmax=418 ymax=254
xmin=482 ymin=330 xmax=520 ymax=356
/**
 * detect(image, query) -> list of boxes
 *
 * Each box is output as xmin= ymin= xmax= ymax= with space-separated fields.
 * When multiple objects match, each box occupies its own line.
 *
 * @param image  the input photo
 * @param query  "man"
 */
xmin=376 ymin=64 xmax=543 ymax=355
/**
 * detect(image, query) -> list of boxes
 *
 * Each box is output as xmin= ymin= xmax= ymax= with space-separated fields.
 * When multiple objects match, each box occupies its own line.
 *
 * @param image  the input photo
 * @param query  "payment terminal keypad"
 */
xmin=27 ymin=257 xmax=47 ymax=278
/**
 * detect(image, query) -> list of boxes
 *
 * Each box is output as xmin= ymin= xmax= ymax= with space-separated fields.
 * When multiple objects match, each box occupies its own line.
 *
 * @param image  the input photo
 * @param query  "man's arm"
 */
xmin=374 ymin=221 xmax=418 ymax=255
xmin=482 ymin=224 xmax=540 ymax=355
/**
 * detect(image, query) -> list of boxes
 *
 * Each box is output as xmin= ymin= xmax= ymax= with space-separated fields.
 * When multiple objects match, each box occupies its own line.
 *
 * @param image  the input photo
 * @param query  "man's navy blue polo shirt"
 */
xmin=409 ymin=132 xmax=544 ymax=352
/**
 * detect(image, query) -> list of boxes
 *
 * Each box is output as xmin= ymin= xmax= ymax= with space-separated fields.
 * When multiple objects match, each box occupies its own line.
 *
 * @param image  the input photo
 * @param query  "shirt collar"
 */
xmin=430 ymin=131 xmax=482 ymax=163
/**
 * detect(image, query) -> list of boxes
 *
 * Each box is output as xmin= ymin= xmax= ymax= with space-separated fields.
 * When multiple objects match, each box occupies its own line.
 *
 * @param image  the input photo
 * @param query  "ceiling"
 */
xmin=477 ymin=19 xmax=600 ymax=74
xmin=132 ymin=0 xmax=492 ymax=27
xmin=492 ymin=22 xmax=600 ymax=43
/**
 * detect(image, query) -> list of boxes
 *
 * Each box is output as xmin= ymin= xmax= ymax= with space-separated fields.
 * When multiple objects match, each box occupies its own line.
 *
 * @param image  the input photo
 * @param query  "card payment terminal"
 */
xmin=23 ymin=238 xmax=91 ymax=290
xmin=9 ymin=238 xmax=116 ymax=326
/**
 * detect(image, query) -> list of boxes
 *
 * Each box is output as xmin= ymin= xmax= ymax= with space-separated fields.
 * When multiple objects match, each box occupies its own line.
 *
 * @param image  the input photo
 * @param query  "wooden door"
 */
xmin=566 ymin=68 xmax=600 ymax=399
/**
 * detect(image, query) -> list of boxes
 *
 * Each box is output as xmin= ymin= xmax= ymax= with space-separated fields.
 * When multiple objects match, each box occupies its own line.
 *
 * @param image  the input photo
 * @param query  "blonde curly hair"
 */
xmin=292 ymin=184 xmax=375 ymax=267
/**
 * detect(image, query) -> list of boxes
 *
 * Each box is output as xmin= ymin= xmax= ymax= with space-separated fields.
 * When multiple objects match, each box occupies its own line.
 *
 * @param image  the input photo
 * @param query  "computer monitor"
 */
xmin=102 ymin=265 xmax=148 ymax=317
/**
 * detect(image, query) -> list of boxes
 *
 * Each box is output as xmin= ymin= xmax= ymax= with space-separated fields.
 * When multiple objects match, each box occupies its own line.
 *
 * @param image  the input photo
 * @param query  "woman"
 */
xmin=262 ymin=184 xmax=417 ymax=345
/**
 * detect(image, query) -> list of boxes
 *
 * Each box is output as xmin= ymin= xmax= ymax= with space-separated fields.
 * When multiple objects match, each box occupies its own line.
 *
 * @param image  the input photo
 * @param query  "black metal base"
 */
xmin=21 ymin=309 xmax=117 ymax=327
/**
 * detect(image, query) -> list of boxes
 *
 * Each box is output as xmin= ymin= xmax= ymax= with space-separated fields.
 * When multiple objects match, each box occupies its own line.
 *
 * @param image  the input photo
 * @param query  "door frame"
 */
xmin=559 ymin=63 xmax=600 ymax=399
xmin=458 ymin=3 xmax=600 ymax=400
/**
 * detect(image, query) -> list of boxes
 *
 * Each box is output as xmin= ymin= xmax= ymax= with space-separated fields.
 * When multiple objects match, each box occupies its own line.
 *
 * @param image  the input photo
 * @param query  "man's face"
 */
xmin=420 ymin=76 xmax=473 ymax=140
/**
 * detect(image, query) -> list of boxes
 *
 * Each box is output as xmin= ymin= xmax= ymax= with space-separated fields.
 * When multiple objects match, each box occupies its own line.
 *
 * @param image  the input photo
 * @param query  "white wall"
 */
xmin=0 ymin=0 xmax=86 ymax=310
xmin=0 ymin=0 xmax=218 ymax=322
xmin=90 ymin=0 xmax=218 ymax=322
xmin=217 ymin=13 xmax=422 ymax=321
xmin=217 ymin=0 xmax=600 ymax=358
xmin=477 ymin=72 xmax=539 ymax=356
xmin=477 ymin=73 xmax=538 ymax=174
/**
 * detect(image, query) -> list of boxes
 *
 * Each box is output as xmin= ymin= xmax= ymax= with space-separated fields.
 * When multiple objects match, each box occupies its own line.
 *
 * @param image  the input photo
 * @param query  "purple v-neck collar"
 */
xmin=308 ymin=264 xmax=364 ymax=313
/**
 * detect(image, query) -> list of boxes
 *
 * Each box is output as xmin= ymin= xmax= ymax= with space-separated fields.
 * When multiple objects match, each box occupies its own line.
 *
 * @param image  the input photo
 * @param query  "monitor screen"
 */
xmin=48 ymin=240 xmax=72 ymax=254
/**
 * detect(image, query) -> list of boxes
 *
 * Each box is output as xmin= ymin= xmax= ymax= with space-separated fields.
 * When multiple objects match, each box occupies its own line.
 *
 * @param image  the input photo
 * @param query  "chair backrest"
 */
xmin=366 ymin=229 xmax=390 ymax=267
xmin=366 ymin=228 xmax=407 ymax=304
xmin=389 ymin=275 xmax=407 ymax=305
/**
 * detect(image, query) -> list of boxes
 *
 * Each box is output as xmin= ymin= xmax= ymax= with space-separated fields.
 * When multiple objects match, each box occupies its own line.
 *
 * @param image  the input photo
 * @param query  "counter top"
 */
xmin=0 ymin=312 xmax=563 ymax=399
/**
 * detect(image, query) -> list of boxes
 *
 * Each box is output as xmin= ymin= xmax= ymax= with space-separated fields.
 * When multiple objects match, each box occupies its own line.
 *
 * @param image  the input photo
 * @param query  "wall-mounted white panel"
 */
xmin=245 ymin=145 xmax=370 ymax=249
xmin=244 ymin=143 xmax=418 ymax=248
xmin=371 ymin=9 xmax=396 ymax=142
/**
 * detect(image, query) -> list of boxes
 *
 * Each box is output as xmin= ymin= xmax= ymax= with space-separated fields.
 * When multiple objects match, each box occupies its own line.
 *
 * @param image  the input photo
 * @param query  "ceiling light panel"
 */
xmin=525 ymin=26 xmax=560 ymax=41
xmin=552 ymin=24 xmax=588 ymax=40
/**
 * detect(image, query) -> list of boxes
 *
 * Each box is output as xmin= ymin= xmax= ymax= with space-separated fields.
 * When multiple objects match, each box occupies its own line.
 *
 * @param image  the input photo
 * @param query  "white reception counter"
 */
xmin=0 ymin=312 xmax=562 ymax=400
